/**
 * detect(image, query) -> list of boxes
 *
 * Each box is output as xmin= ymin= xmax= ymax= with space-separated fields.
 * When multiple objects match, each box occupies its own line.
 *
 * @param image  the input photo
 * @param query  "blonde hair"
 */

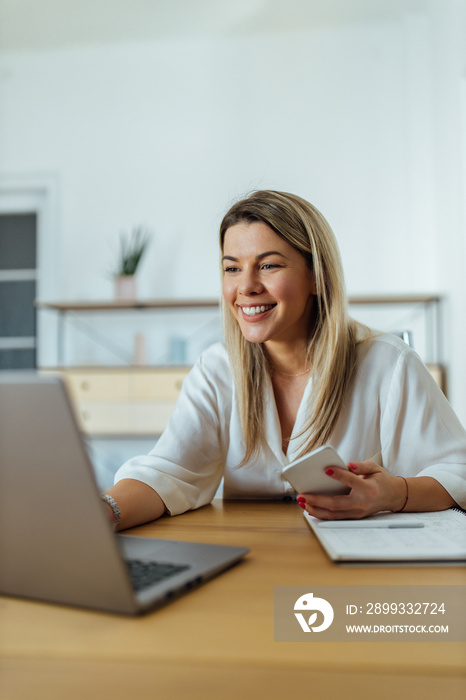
xmin=220 ymin=190 xmax=369 ymax=463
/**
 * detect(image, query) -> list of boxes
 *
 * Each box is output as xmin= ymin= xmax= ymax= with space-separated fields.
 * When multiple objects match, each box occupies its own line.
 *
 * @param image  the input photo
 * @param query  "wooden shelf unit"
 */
xmin=36 ymin=293 xmax=443 ymax=365
xmin=40 ymin=365 xmax=190 ymax=436
xmin=37 ymin=295 xmax=446 ymax=435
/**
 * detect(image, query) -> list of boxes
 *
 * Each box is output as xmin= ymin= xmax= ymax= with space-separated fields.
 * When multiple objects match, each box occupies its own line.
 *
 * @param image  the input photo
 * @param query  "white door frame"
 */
xmin=0 ymin=172 xmax=61 ymax=366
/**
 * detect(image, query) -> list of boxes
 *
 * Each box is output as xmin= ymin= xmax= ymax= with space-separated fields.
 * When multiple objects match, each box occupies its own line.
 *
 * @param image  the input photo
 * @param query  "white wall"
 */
xmin=0 ymin=1 xmax=465 ymax=420
xmin=427 ymin=0 xmax=466 ymax=425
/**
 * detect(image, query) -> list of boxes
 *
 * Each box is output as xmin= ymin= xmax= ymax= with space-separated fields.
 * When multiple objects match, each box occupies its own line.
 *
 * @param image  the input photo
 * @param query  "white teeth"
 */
xmin=242 ymin=305 xmax=274 ymax=316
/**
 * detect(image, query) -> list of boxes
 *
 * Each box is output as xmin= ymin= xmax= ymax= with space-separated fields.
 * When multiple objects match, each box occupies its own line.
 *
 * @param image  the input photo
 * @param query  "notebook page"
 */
xmin=304 ymin=509 xmax=466 ymax=561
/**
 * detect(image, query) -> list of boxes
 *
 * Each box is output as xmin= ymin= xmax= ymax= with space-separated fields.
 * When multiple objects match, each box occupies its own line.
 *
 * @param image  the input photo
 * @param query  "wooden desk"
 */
xmin=1 ymin=500 xmax=465 ymax=700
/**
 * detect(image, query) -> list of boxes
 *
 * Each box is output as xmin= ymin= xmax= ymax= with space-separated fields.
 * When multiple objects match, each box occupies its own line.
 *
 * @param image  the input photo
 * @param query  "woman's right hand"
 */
xmin=297 ymin=460 xmax=406 ymax=520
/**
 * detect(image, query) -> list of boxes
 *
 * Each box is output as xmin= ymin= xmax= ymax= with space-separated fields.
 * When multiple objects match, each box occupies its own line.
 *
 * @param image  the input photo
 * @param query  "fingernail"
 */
xmin=325 ymin=468 xmax=334 ymax=476
xmin=349 ymin=463 xmax=357 ymax=471
xmin=298 ymin=502 xmax=306 ymax=509
xmin=297 ymin=496 xmax=306 ymax=503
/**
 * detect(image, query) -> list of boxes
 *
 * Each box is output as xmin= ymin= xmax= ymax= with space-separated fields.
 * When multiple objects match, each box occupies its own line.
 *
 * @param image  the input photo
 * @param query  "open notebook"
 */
xmin=304 ymin=508 xmax=466 ymax=564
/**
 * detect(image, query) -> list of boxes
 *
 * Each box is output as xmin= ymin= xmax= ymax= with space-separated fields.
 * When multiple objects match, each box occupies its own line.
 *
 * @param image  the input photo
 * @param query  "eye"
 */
xmin=261 ymin=263 xmax=280 ymax=270
xmin=223 ymin=266 xmax=239 ymax=273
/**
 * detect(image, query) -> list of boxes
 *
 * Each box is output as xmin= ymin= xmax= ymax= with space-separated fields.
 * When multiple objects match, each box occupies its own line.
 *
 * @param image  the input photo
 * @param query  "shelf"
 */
xmin=36 ymin=294 xmax=441 ymax=312
xmin=36 ymin=295 xmax=443 ymax=376
xmin=348 ymin=294 xmax=441 ymax=305
xmin=41 ymin=366 xmax=190 ymax=436
xmin=36 ymin=298 xmax=222 ymax=366
xmin=35 ymin=298 xmax=220 ymax=312
xmin=37 ymin=292 xmax=446 ymax=434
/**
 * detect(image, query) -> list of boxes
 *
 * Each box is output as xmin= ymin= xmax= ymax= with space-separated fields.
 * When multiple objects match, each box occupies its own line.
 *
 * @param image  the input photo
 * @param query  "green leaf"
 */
xmin=114 ymin=226 xmax=151 ymax=276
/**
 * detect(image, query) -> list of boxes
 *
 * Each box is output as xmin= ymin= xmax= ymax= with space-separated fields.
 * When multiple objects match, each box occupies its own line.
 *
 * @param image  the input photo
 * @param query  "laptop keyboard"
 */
xmin=126 ymin=559 xmax=191 ymax=592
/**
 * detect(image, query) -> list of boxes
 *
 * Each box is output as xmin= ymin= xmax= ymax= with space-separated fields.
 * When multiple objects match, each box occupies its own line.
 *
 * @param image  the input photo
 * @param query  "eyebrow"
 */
xmin=221 ymin=250 xmax=288 ymax=262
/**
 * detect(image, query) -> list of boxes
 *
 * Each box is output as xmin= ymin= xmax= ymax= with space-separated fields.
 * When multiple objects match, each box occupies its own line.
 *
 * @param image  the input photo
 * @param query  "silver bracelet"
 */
xmin=101 ymin=494 xmax=121 ymax=528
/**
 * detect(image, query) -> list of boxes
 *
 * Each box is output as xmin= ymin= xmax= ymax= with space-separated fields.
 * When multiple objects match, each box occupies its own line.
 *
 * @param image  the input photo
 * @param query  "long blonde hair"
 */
xmin=220 ymin=190 xmax=368 ymax=463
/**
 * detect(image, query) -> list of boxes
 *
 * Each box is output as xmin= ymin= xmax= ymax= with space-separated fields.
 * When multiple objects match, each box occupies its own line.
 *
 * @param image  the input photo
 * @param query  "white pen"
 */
xmin=317 ymin=521 xmax=424 ymax=529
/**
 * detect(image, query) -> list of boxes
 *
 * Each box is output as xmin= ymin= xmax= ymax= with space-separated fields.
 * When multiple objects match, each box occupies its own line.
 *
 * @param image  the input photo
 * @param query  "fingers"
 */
xmin=311 ymin=464 xmax=367 ymax=490
xmin=306 ymin=505 xmax=367 ymax=520
xmin=346 ymin=460 xmax=382 ymax=476
xmin=322 ymin=465 xmax=358 ymax=488
xmin=296 ymin=467 xmax=359 ymax=510
xmin=297 ymin=488 xmax=367 ymax=520
xmin=297 ymin=462 xmax=384 ymax=520
xmin=299 ymin=491 xmax=350 ymax=511
xmin=298 ymin=497 xmax=367 ymax=520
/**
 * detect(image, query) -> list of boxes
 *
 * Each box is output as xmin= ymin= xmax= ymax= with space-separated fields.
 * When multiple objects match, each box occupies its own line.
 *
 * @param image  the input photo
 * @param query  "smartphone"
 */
xmin=281 ymin=445 xmax=350 ymax=495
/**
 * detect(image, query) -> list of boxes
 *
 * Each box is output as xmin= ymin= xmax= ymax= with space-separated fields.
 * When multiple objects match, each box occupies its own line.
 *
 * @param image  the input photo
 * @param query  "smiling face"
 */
xmin=222 ymin=221 xmax=317 ymax=351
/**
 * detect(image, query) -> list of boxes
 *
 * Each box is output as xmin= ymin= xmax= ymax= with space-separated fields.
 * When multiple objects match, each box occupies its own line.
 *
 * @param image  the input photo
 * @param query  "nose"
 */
xmin=238 ymin=268 xmax=264 ymax=296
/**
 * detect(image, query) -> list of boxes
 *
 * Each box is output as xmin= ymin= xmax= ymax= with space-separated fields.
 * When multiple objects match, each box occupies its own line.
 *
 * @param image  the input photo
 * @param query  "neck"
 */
xmin=264 ymin=341 xmax=310 ymax=377
xmin=273 ymin=366 xmax=310 ymax=378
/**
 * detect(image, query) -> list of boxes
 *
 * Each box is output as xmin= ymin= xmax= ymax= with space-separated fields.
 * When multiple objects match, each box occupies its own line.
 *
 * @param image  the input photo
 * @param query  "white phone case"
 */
xmin=281 ymin=445 xmax=350 ymax=495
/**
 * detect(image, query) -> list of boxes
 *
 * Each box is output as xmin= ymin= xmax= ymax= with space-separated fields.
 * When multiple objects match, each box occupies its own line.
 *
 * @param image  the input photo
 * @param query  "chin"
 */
xmin=238 ymin=326 xmax=271 ymax=344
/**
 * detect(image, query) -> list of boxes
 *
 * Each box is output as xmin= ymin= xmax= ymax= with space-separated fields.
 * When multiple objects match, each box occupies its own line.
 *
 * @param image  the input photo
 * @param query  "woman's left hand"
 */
xmin=298 ymin=461 xmax=406 ymax=520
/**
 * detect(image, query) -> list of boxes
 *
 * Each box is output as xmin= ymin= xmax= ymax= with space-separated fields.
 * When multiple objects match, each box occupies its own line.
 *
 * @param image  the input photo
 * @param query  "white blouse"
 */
xmin=114 ymin=334 xmax=466 ymax=514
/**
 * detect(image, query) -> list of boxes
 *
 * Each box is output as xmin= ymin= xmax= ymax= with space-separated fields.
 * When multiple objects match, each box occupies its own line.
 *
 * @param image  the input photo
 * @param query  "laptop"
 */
xmin=0 ymin=373 xmax=248 ymax=615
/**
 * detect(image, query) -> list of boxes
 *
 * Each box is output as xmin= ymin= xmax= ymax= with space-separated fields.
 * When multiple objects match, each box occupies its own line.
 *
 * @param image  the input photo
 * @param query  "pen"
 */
xmin=317 ymin=521 xmax=424 ymax=529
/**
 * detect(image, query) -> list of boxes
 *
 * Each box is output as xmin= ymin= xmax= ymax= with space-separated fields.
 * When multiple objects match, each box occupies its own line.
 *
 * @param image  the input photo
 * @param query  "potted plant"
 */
xmin=113 ymin=226 xmax=151 ymax=299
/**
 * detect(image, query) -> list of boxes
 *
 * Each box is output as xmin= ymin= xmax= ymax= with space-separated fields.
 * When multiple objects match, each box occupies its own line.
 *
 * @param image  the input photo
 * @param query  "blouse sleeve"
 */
xmin=381 ymin=345 xmax=466 ymax=508
xmin=113 ymin=348 xmax=227 ymax=516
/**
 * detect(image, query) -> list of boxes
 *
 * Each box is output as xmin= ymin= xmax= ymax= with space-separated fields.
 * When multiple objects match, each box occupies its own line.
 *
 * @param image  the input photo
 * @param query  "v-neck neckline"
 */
xmin=263 ymin=371 xmax=313 ymax=464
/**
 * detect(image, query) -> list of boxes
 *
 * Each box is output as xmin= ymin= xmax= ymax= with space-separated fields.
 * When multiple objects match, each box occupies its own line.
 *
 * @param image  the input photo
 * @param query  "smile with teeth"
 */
xmin=240 ymin=304 xmax=275 ymax=317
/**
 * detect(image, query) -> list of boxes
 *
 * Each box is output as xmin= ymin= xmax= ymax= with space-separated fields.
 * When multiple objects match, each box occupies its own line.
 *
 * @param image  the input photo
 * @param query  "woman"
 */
xmin=102 ymin=191 xmax=466 ymax=530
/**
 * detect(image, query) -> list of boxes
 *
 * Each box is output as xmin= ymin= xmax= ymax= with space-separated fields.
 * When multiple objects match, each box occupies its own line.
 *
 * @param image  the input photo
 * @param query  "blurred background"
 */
xmin=1 ymin=0 xmax=465 ymax=485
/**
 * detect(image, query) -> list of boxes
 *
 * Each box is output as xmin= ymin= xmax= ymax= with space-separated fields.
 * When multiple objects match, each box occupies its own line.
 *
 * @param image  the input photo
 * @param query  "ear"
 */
xmin=309 ymin=271 xmax=317 ymax=296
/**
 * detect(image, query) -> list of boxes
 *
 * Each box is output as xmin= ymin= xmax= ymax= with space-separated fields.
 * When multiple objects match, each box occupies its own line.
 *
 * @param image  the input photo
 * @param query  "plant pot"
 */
xmin=114 ymin=275 xmax=137 ymax=300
